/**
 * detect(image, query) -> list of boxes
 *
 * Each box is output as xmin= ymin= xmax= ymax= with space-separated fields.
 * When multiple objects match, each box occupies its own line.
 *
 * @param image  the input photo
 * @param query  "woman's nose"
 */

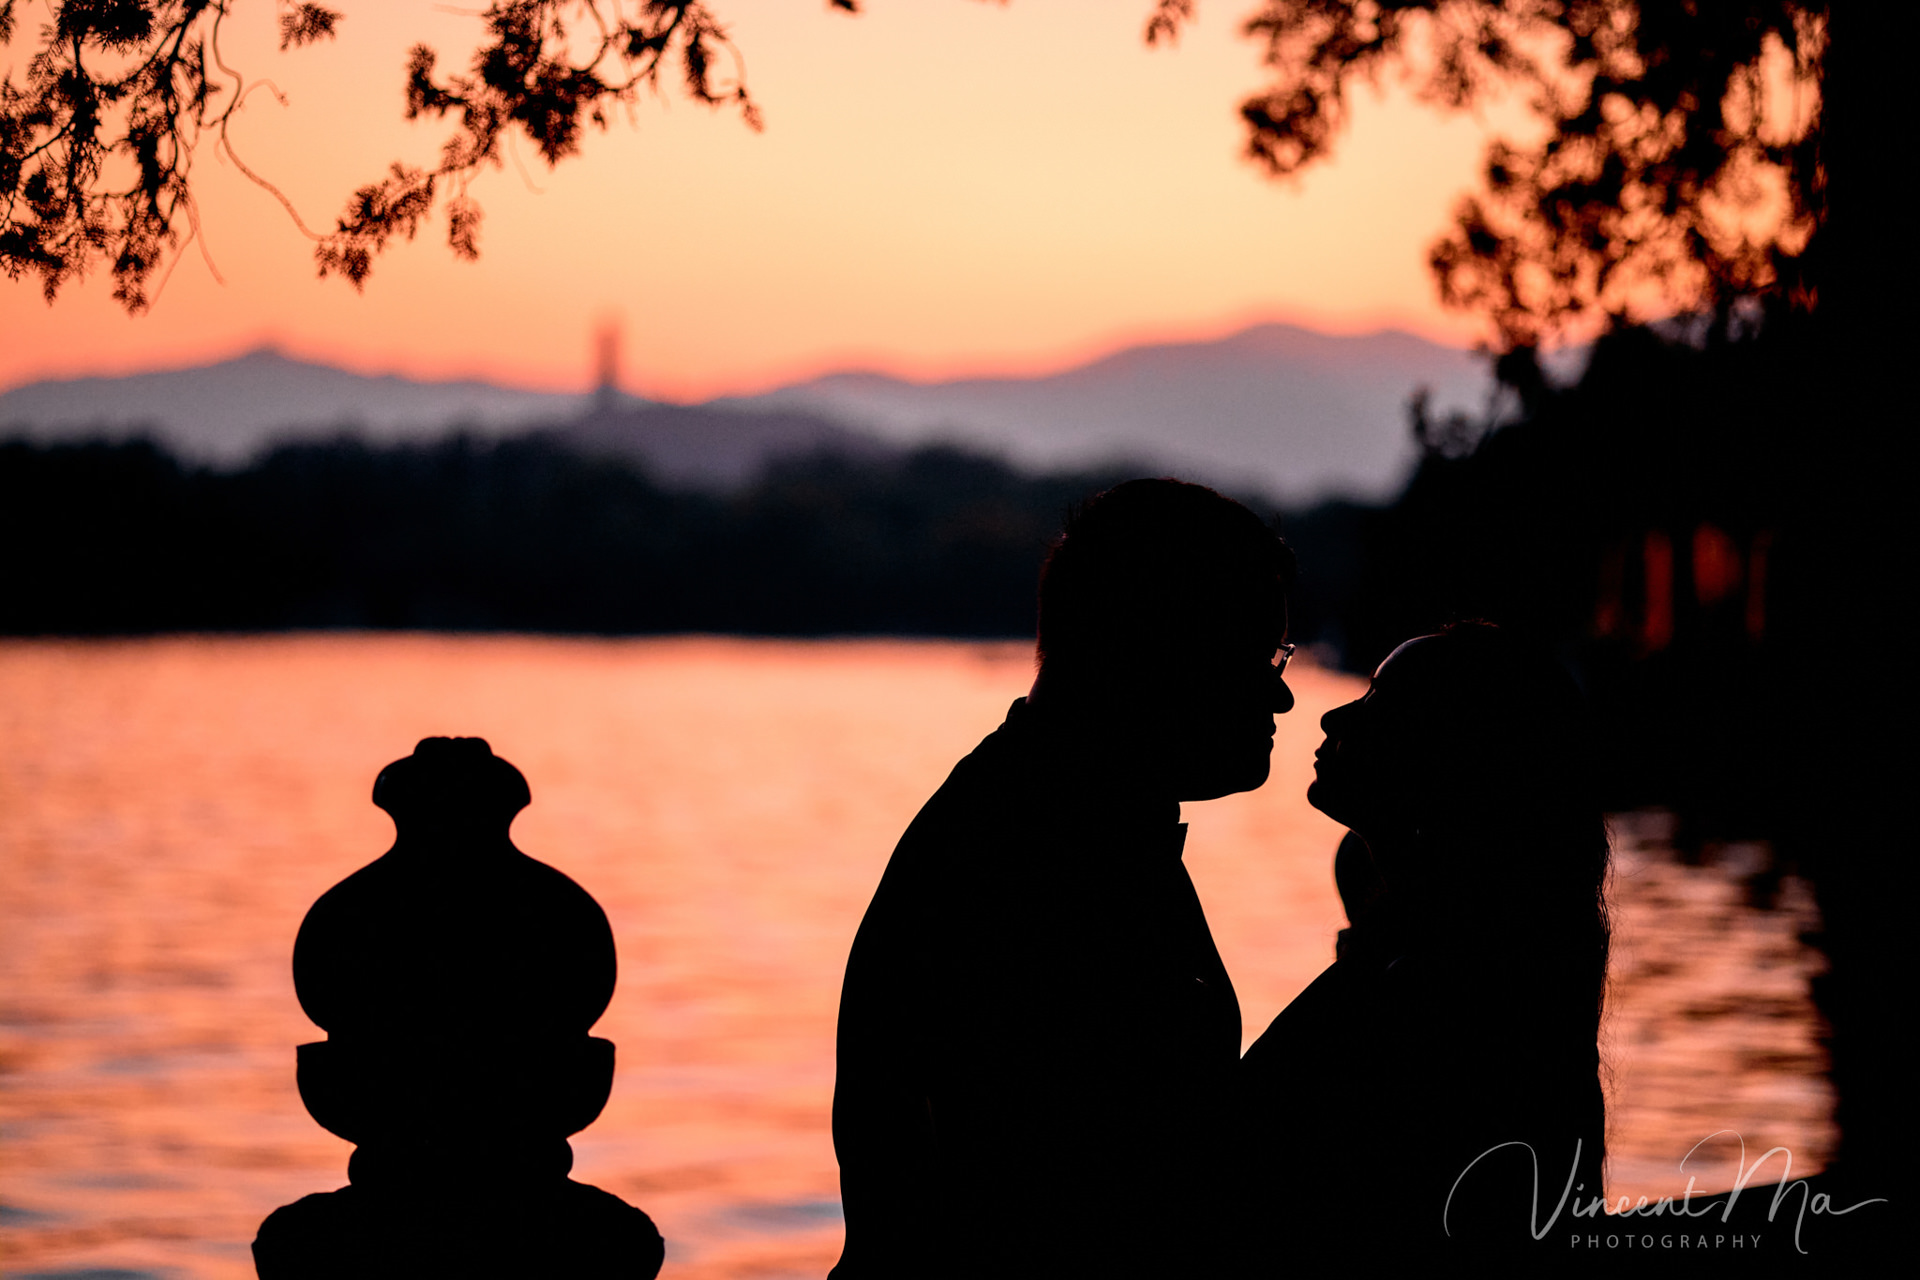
xmin=1321 ymin=699 xmax=1360 ymax=735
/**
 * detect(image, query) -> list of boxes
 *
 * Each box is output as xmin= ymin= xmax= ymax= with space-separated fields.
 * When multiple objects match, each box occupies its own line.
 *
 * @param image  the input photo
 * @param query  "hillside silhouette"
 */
xmin=2 ymin=433 xmax=1359 ymax=640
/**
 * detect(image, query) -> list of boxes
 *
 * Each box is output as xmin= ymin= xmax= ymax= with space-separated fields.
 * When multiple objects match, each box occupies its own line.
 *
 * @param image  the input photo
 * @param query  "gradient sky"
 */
xmin=1 ymin=1 xmax=1531 ymax=400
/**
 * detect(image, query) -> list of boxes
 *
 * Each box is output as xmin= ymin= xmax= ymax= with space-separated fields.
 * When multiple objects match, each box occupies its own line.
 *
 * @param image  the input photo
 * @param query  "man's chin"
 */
xmin=1181 ymin=755 xmax=1271 ymax=802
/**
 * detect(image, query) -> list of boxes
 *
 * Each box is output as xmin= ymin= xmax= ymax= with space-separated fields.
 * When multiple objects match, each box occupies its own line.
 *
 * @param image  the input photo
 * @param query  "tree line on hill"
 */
xmin=0 ymin=426 xmax=1363 ymax=647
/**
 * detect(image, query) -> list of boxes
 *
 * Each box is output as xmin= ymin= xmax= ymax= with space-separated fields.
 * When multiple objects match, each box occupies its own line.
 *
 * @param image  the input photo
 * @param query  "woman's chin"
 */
xmin=1305 ymin=777 xmax=1348 ymax=825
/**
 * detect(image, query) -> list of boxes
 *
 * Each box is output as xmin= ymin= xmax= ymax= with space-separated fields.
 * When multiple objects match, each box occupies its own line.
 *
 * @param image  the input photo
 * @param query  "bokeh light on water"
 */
xmin=0 ymin=637 xmax=1832 ymax=1276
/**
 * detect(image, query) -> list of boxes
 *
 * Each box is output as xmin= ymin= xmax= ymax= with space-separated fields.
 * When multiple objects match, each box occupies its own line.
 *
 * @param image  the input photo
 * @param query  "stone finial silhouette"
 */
xmin=253 ymin=737 xmax=664 ymax=1278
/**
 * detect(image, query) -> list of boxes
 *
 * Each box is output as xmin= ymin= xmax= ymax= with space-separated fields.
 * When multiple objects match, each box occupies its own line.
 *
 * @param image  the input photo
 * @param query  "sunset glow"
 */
xmin=1 ymin=0 xmax=1528 ymax=399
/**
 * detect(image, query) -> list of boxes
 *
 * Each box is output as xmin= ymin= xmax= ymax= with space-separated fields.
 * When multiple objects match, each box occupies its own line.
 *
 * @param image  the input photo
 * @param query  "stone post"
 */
xmin=253 ymin=737 xmax=663 ymax=1277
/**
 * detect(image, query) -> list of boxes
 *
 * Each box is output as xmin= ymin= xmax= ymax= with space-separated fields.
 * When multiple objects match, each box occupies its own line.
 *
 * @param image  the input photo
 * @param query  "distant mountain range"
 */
xmin=729 ymin=325 xmax=1493 ymax=502
xmin=0 ymin=349 xmax=581 ymax=465
xmin=1 ymin=324 xmax=1497 ymax=503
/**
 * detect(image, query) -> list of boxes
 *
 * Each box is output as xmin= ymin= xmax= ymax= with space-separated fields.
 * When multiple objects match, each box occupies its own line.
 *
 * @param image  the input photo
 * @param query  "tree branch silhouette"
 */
xmin=0 ymin=1 xmax=794 ymax=309
xmin=316 ymin=0 xmax=772 ymax=287
xmin=9 ymin=1 xmax=1827 ymax=337
xmin=1157 ymin=1 xmax=1827 ymax=348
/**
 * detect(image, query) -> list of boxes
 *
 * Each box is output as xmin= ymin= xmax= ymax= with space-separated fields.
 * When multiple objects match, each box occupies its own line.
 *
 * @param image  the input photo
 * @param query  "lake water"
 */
xmin=0 ymin=636 xmax=1833 ymax=1277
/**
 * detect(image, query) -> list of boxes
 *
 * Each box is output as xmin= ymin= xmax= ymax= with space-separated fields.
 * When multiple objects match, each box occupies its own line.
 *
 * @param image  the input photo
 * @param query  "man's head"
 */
xmin=1031 ymin=479 xmax=1296 ymax=800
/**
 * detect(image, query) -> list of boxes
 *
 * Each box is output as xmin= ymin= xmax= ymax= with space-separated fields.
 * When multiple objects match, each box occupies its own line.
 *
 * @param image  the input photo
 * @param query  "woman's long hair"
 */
xmin=1348 ymin=622 xmax=1612 ymax=1186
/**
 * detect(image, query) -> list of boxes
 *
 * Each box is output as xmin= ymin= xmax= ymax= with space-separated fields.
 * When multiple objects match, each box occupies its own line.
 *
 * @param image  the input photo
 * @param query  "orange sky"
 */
xmin=1 ymin=1 xmax=1529 ymax=400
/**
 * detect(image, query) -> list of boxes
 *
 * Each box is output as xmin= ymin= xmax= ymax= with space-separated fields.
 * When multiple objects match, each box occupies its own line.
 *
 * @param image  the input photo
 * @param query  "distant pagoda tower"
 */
xmin=593 ymin=317 xmax=623 ymax=414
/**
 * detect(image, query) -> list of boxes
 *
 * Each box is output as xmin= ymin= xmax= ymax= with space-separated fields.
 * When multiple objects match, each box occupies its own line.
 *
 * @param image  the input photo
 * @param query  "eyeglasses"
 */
xmin=1272 ymin=642 xmax=1297 ymax=677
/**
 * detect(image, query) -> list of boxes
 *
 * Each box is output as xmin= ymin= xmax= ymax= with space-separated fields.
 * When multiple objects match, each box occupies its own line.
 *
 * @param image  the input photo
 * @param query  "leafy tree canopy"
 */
xmin=0 ymin=0 xmax=825 ymax=309
xmin=1152 ymin=0 xmax=1827 ymax=347
xmin=5 ymin=1 xmax=1830 ymax=349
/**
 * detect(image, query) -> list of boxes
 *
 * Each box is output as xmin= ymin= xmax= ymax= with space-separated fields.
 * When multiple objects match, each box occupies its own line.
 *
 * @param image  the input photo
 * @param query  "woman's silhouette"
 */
xmin=1239 ymin=622 xmax=1610 ymax=1266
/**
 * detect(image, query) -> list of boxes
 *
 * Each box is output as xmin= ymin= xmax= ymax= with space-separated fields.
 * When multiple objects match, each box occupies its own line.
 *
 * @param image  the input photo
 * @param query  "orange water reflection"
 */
xmin=0 ymin=637 xmax=1832 ymax=1276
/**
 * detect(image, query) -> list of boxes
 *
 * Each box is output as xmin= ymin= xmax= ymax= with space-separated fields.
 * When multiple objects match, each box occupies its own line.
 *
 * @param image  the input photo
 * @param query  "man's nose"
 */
xmin=1271 ymin=670 xmax=1295 ymax=714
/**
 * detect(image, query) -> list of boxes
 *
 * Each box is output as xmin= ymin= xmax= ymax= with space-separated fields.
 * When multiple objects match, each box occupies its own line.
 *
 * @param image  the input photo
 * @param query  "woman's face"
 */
xmin=1306 ymin=636 xmax=1442 ymax=840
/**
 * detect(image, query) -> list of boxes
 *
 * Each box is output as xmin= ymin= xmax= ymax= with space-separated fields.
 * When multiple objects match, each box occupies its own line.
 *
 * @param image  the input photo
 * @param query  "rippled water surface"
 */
xmin=0 ymin=636 xmax=1833 ymax=1277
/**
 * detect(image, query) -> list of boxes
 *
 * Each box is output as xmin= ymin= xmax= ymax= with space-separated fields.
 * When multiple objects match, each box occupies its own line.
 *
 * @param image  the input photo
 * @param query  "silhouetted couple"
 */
xmin=830 ymin=479 xmax=1609 ymax=1276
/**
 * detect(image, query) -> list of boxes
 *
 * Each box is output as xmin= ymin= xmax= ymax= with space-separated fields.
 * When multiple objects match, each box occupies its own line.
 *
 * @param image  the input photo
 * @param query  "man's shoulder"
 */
xmin=849 ymin=705 xmax=1046 ymax=938
xmin=895 ymin=703 xmax=1040 ymax=847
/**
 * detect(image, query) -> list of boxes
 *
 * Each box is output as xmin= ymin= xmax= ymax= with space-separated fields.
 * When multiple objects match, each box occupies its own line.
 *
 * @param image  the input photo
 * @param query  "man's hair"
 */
xmin=1036 ymin=478 xmax=1295 ymax=671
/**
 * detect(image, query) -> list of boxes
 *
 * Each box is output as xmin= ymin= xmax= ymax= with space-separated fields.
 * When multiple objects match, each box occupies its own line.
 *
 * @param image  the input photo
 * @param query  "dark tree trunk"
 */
xmin=1780 ymin=0 xmax=1915 ymax=1203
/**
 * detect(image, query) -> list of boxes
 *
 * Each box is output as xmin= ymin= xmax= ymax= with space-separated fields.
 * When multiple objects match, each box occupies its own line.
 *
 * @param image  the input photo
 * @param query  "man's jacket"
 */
xmin=830 ymin=698 xmax=1243 ymax=1278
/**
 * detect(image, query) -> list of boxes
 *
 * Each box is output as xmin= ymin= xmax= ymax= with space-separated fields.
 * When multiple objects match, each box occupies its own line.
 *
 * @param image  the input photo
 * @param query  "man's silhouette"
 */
xmin=829 ymin=479 xmax=1295 ymax=1278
